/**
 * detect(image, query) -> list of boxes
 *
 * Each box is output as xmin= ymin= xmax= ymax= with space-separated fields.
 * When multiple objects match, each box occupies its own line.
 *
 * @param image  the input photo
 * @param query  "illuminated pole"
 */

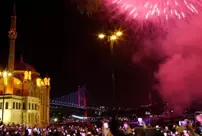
xmin=0 ymin=71 xmax=11 ymax=123
xmin=98 ymin=31 xmax=122 ymax=105
xmin=109 ymin=36 xmax=116 ymax=97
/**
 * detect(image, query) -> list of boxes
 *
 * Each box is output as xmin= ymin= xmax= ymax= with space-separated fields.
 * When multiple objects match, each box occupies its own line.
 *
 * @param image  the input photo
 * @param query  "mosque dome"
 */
xmin=14 ymin=57 xmax=37 ymax=72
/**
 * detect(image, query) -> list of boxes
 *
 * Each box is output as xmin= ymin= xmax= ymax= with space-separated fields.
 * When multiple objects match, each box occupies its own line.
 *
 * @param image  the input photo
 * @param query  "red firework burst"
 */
xmin=105 ymin=0 xmax=202 ymax=22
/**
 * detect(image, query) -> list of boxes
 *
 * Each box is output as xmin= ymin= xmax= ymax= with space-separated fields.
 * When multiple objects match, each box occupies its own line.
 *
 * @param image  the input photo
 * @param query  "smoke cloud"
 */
xmin=133 ymin=15 xmax=202 ymax=114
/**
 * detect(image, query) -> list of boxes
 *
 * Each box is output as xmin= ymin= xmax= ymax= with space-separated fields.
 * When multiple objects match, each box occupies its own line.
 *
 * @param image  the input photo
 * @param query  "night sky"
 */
xmin=0 ymin=0 xmax=159 ymax=108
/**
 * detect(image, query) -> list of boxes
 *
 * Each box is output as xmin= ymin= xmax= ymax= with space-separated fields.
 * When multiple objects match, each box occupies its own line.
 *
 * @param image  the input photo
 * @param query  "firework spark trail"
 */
xmin=106 ymin=0 xmax=202 ymax=22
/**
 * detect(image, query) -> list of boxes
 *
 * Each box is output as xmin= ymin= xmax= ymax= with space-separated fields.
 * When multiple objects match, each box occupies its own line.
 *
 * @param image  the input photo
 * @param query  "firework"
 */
xmin=105 ymin=0 xmax=202 ymax=22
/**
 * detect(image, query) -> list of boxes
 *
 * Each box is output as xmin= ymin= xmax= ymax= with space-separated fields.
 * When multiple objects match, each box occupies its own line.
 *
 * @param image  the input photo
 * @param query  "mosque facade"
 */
xmin=0 ymin=6 xmax=50 ymax=127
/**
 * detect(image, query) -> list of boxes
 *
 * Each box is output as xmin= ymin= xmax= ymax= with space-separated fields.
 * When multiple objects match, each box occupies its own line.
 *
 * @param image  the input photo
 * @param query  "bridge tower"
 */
xmin=78 ymin=86 xmax=80 ymax=107
xmin=78 ymin=85 xmax=87 ymax=117
xmin=83 ymin=86 xmax=87 ymax=117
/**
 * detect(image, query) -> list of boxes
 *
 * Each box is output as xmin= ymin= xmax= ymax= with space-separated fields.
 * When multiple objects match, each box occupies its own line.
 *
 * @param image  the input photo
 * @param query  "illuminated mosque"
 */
xmin=0 ymin=6 xmax=50 ymax=127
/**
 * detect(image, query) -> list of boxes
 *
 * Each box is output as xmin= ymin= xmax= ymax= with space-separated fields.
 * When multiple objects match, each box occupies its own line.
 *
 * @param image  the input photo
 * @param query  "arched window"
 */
xmin=36 ymin=78 xmax=41 ymax=87
xmin=24 ymin=71 xmax=28 ymax=80
xmin=28 ymin=71 xmax=32 ymax=80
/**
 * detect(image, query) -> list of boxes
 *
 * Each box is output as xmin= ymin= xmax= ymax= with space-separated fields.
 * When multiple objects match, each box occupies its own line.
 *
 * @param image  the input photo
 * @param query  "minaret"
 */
xmin=7 ymin=5 xmax=17 ymax=94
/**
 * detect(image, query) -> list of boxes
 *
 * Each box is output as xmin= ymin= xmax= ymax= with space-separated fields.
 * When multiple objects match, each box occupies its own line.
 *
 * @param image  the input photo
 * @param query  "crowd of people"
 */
xmin=0 ymin=117 xmax=201 ymax=136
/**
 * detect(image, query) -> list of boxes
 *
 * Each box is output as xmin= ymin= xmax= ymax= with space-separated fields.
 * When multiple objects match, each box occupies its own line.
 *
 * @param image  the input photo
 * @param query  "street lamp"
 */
xmin=98 ymin=31 xmax=123 ymax=105
xmin=0 ymin=70 xmax=12 ymax=123
xmin=110 ymin=35 xmax=117 ymax=41
xmin=98 ymin=33 xmax=105 ymax=39
xmin=116 ymin=31 xmax=122 ymax=37
xmin=98 ymin=30 xmax=122 ymax=53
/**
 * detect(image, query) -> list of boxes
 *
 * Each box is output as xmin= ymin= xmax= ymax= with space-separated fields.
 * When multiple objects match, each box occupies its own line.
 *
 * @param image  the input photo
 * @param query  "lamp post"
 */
xmin=0 ymin=71 xmax=12 ymax=123
xmin=98 ymin=31 xmax=123 ymax=105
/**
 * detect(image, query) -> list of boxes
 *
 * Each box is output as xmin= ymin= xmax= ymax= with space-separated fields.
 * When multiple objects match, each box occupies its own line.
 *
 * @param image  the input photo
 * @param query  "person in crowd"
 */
xmin=187 ymin=121 xmax=200 ymax=136
xmin=102 ymin=122 xmax=113 ymax=136
xmin=121 ymin=122 xmax=133 ymax=136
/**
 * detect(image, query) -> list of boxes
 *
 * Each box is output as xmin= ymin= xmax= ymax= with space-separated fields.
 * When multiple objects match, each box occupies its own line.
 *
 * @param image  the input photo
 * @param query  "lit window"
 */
xmin=41 ymin=81 xmax=44 ymax=86
xmin=44 ymin=78 xmax=51 ymax=86
xmin=44 ymin=78 xmax=48 ymax=85
xmin=24 ymin=71 xmax=28 ymax=80
xmin=28 ymin=71 xmax=32 ymax=80
xmin=36 ymin=78 xmax=41 ymax=87
xmin=47 ymin=78 xmax=50 ymax=86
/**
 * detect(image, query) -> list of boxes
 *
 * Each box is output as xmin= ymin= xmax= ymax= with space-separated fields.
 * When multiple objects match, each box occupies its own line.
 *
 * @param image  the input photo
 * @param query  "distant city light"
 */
xmin=54 ymin=118 xmax=58 ymax=122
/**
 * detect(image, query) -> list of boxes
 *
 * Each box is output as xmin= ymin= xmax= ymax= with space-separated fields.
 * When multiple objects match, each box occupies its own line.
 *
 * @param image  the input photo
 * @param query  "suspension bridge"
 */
xmin=50 ymin=86 xmax=89 ymax=116
xmin=50 ymin=86 xmax=87 ymax=109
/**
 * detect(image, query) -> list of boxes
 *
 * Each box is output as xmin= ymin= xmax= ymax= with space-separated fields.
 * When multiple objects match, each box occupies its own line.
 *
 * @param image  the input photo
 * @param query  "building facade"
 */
xmin=0 ymin=6 xmax=50 ymax=127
